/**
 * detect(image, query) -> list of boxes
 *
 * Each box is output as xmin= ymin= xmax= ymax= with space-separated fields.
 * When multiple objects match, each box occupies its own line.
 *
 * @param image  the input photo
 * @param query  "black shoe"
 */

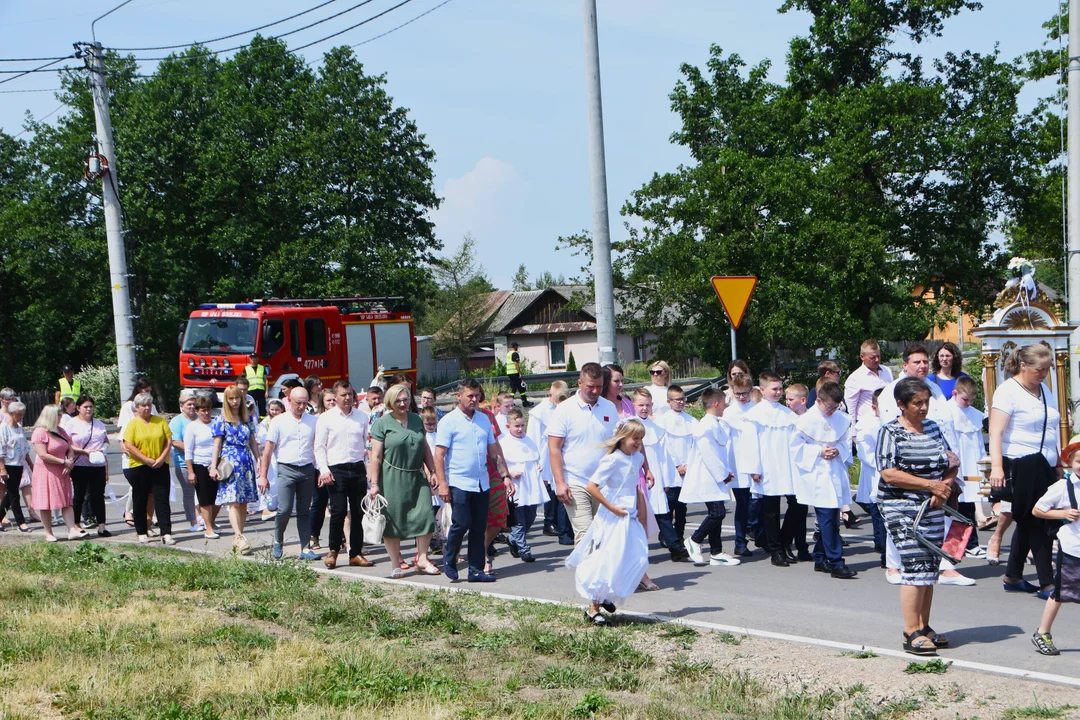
xmin=508 ymin=541 xmax=521 ymax=559
xmin=522 ymin=399 xmax=535 ymax=408
xmin=496 ymin=533 xmax=509 ymax=545
xmin=670 ymin=549 xmax=691 ymax=562
xmin=784 ymin=549 xmax=799 ymax=563
xmin=880 ymin=558 xmax=887 ymax=569
xmin=831 ymin=565 xmax=858 ymax=579
xmin=558 ymin=537 xmax=575 ymax=546
xmin=840 ymin=537 xmax=851 ymax=547
xmin=813 ymin=531 xmax=820 ymax=543
xmin=735 ymin=546 xmax=752 ymax=557
xmin=520 ymin=552 xmax=535 ymax=563
xmin=814 ymin=563 xmax=829 ymax=573
xmin=542 ymin=526 xmax=558 ymax=537
xmin=97 ymin=528 xmax=113 ymax=538
xmin=797 ymin=550 xmax=814 ymax=562
xmin=487 ymin=543 xmax=499 ymax=557
xmin=600 ymin=601 xmax=617 ymax=613
xmin=771 ymin=553 xmax=790 ymax=567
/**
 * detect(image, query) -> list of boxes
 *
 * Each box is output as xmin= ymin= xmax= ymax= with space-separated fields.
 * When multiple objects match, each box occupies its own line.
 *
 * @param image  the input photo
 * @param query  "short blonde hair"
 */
xmin=384 ymin=383 xmax=412 ymax=410
xmin=34 ymin=404 xmax=61 ymax=433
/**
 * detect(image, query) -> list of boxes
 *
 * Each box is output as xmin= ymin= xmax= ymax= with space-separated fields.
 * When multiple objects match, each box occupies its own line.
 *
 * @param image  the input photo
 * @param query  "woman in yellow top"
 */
xmin=121 ymin=393 xmax=175 ymax=546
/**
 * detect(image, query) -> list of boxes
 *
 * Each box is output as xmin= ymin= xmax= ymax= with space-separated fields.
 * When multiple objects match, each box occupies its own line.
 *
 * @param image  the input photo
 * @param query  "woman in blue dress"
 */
xmin=210 ymin=384 xmax=260 ymax=554
xmin=927 ymin=341 xmax=968 ymax=399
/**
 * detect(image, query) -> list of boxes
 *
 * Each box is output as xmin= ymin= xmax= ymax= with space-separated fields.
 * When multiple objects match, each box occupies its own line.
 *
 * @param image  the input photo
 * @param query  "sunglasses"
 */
xmin=650 ymin=369 xmax=665 ymax=375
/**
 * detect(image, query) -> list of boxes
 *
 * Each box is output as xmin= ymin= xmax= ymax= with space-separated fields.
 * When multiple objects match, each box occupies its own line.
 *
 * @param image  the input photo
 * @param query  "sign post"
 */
xmin=711 ymin=276 xmax=758 ymax=362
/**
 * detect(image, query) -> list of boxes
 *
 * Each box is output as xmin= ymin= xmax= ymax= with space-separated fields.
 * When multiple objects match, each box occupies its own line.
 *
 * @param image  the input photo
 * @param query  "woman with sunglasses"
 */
xmin=645 ymin=361 xmax=672 ymax=414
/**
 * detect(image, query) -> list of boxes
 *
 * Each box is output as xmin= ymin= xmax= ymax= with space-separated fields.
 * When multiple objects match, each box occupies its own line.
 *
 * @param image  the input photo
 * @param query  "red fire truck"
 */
xmin=178 ymin=297 xmax=416 ymax=398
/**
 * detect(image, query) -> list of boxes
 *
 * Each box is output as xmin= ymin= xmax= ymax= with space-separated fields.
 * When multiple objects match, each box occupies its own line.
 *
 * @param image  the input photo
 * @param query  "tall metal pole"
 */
xmin=1068 ymin=0 xmax=1080 ymax=429
xmin=582 ymin=0 xmax=617 ymax=367
xmin=88 ymin=42 xmax=138 ymax=400
xmin=730 ymin=325 xmax=737 ymax=362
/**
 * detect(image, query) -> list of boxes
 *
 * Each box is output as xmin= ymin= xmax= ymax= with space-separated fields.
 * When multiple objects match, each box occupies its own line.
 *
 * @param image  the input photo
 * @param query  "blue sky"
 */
xmin=0 ymin=0 xmax=1059 ymax=289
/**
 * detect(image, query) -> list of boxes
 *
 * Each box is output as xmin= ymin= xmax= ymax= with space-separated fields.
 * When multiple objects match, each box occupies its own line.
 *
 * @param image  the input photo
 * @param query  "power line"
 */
xmin=125 ymin=0 xmax=415 ymax=80
xmin=0 ymin=87 xmax=63 ymax=94
xmin=315 ymin=0 xmax=454 ymax=63
xmin=112 ymin=0 xmax=344 ymax=52
xmin=128 ymin=0 xmax=381 ymax=61
xmin=0 ymin=56 xmax=78 ymax=85
xmin=13 ymin=102 xmax=68 ymax=138
xmin=0 ymin=56 xmax=71 ymax=62
xmin=92 ymin=0 xmax=140 ymax=43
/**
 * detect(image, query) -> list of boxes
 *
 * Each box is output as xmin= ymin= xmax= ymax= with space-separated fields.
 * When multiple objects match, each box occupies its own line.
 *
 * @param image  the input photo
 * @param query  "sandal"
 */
xmin=841 ymin=510 xmax=862 ymax=529
xmin=923 ymin=626 xmax=949 ymax=648
xmin=398 ymin=559 xmax=411 ymax=571
xmin=903 ymin=629 xmax=938 ymax=656
xmin=390 ymin=567 xmax=406 ymax=579
xmin=637 ymin=581 xmax=661 ymax=592
xmin=415 ymin=562 xmax=441 ymax=576
xmin=584 ymin=610 xmax=607 ymax=626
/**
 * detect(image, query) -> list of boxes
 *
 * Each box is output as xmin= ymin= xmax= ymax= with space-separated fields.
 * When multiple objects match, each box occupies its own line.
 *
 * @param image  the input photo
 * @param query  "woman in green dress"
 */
xmin=368 ymin=384 xmax=439 ymax=578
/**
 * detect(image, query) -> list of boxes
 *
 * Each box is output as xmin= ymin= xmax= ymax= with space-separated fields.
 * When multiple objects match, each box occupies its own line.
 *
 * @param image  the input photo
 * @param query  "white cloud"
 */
xmin=430 ymin=157 xmax=529 ymax=287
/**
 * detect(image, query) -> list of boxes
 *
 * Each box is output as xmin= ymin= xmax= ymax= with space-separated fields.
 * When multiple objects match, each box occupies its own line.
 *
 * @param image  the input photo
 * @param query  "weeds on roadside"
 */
xmin=904 ymin=658 xmax=950 ymax=674
xmin=840 ymin=647 xmax=877 ymax=659
xmin=1002 ymin=696 xmax=1078 ymax=719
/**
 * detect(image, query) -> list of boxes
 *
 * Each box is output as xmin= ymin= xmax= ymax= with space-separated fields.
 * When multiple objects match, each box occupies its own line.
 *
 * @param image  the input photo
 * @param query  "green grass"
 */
xmin=903 ymin=658 xmax=950 ymax=674
xmin=840 ymin=647 xmax=877 ymax=659
xmin=1003 ymin=700 xmax=1078 ymax=719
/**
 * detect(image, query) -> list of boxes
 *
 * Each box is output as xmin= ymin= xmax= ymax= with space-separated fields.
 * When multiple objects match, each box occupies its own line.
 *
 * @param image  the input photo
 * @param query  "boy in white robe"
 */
xmin=504 ymin=409 xmax=545 ymax=562
xmin=790 ymin=381 xmax=858 ymax=579
xmin=949 ymin=375 xmax=988 ymax=559
xmin=655 ymin=385 xmax=695 ymax=547
xmin=853 ymin=389 xmax=885 ymax=566
xmin=632 ymin=388 xmax=689 ymax=562
xmin=743 ymin=371 xmax=800 ymax=566
xmin=723 ymin=375 xmax=758 ymax=557
xmin=785 ymin=384 xmax=809 ymax=416
xmin=682 ymin=387 xmax=740 ymax=567
xmin=528 ymin=381 xmax=570 ymax=541
xmin=494 ymin=392 xmax=514 ymax=433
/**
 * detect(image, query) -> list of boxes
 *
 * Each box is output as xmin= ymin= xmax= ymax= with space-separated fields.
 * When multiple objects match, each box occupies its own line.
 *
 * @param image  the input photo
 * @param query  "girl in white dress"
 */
xmin=566 ymin=419 xmax=650 ymax=625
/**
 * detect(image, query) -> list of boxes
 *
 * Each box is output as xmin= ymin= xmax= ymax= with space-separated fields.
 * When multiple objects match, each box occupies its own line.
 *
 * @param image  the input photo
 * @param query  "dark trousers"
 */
xmin=327 ymin=462 xmax=366 ymax=556
xmin=731 ymin=487 xmax=751 ymax=550
xmin=812 ymin=507 xmax=844 ymax=568
xmin=70 ymin=466 xmax=107 ymax=526
xmin=129 ymin=464 xmax=172 ymax=536
xmin=782 ymin=496 xmax=809 ymax=552
xmin=957 ymin=501 xmax=980 ymax=550
xmin=761 ymin=495 xmax=784 ymax=555
xmin=250 ymin=388 xmax=266 ymax=416
xmin=690 ymin=501 xmax=726 ymax=552
xmin=546 ymin=485 xmax=573 ymax=542
xmin=655 ymin=508 xmax=680 ymax=551
xmin=1007 ymin=516 xmax=1055 ymax=587
xmin=444 ymin=487 xmax=489 ymax=574
xmin=510 ymin=504 xmax=537 ymax=554
xmin=664 ymin=486 xmax=687 ymax=541
xmin=1 ymin=465 xmax=26 ymax=525
xmin=309 ymin=483 xmax=330 ymax=542
xmin=749 ymin=493 xmax=765 ymax=546
xmin=507 ymin=373 xmax=527 ymax=400
xmin=857 ymin=501 xmax=887 ymax=555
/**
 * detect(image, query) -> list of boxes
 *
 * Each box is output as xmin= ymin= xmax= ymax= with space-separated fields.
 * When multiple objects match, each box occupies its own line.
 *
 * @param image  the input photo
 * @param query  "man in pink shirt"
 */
xmin=843 ymin=340 xmax=893 ymax=427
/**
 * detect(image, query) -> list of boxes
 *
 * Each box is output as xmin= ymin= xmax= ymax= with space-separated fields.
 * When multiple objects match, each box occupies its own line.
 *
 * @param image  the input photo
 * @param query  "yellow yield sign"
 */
xmin=711 ymin=276 xmax=757 ymax=329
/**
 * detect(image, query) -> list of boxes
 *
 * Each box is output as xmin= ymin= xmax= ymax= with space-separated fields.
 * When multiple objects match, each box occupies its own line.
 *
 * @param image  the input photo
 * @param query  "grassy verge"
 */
xmin=0 ymin=542 xmax=1066 ymax=720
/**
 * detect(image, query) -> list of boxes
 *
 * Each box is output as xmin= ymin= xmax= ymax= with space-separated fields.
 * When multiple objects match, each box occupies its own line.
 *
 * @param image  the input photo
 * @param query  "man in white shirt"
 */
xmin=844 ymin=340 xmax=893 ymax=428
xmin=314 ymin=380 xmax=372 ymax=569
xmin=259 ymin=386 xmax=319 ymax=561
xmin=434 ymin=378 xmax=512 ymax=583
xmin=548 ymin=363 xmax=619 ymax=542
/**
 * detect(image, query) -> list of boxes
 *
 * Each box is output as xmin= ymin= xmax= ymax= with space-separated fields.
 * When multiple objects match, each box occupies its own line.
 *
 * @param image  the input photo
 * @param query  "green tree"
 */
xmin=532 ymin=270 xmax=567 ymax=290
xmin=512 ymin=264 xmax=530 ymax=291
xmin=619 ymin=1 xmax=1032 ymax=371
xmin=426 ymin=235 xmax=495 ymax=371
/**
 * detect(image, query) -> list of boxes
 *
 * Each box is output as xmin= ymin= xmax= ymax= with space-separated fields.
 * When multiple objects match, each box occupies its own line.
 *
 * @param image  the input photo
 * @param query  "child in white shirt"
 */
xmin=854 ymin=389 xmax=885 ymax=565
xmin=744 ymin=372 xmax=799 ymax=566
xmin=504 ymin=409 xmax=544 ymax=562
xmin=655 ymin=385 xmax=695 ymax=548
xmin=494 ymin=392 xmax=514 ymax=433
xmin=680 ymin=387 xmax=739 ymax=567
xmin=632 ymin=388 xmax=688 ymax=563
xmin=723 ymin=375 xmax=757 ymax=556
xmin=1030 ymin=442 xmax=1080 ymax=656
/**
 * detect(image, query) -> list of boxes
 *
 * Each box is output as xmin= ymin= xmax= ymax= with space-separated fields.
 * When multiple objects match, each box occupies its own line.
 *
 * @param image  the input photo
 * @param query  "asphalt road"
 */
xmin=34 ymin=442 xmax=1079 ymax=680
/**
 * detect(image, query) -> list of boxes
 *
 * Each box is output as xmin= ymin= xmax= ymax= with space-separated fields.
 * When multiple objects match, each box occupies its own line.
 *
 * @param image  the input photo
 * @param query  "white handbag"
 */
xmin=361 ymin=494 xmax=389 ymax=545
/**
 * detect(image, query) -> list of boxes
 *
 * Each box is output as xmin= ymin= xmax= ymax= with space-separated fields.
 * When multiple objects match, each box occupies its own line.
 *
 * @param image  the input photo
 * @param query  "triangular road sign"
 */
xmin=711 ymin=276 xmax=757 ymax=329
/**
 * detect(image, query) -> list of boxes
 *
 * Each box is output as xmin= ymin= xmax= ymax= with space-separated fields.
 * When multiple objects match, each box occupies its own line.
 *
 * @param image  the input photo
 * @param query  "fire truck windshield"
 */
xmin=182 ymin=318 xmax=258 ymax=355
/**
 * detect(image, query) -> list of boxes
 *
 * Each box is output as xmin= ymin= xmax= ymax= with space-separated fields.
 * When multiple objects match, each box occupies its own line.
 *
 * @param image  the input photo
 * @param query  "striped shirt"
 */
xmin=876 ymin=419 xmax=951 ymax=501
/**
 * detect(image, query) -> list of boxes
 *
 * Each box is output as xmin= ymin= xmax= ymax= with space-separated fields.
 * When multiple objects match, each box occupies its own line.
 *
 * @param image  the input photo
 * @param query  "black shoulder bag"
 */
xmin=992 ymin=380 xmax=1047 ymax=503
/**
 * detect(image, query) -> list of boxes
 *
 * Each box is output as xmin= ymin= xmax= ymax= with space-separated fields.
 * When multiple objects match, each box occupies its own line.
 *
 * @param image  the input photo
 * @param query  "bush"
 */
xmin=75 ymin=365 xmax=121 ymax=418
xmin=567 ymin=352 xmax=577 ymax=372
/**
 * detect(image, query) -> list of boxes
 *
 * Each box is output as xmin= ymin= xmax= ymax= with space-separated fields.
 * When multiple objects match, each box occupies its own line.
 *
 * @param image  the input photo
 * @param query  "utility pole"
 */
xmin=582 ymin=0 xmax=617 ymax=367
xmin=84 ymin=41 xmax=138 ymax=400
xmin=1069 ymin=0 xmax=1080 ymax=430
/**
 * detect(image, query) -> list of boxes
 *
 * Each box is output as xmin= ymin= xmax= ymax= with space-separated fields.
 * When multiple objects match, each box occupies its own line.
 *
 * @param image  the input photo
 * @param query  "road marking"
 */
xmin=154 ymin=540 xmax=1080 ymax=688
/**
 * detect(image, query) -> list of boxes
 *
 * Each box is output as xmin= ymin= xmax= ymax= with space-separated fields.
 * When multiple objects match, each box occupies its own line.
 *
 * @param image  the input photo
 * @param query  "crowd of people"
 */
xmin=0 ymin=339 xmax=1077 ymax=658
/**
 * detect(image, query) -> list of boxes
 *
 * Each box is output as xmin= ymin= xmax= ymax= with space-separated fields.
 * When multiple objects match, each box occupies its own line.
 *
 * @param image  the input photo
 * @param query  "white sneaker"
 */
xmin=162 ymin=535 xmax=176 ymax=546
xmin=965 ymin=546 xmax=986 ymax=558
xmin=684 ymin=538 xmax=705 ymax=565
xmin=187 ymin=524 xmax=202 ymax=533
xmin=886 ymin=571 xmax=901 ymax=585
xmin=709 ymin=553 xmax=741 ymax=566
xmin=938 ymin=573 xmax=976 ymax=586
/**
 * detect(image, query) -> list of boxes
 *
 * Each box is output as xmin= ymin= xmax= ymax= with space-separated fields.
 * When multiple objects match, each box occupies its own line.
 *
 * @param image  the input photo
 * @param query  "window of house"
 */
xmin=632 ymin=335 xmax=645 ymax=363
xmin=549 ymin=339 xmax=566 ymax=368
xmin=304 ymin=318 xmax=327 ymax=356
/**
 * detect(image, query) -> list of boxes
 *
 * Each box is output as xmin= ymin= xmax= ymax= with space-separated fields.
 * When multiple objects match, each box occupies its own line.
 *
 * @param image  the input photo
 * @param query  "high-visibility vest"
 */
xmin=244 ymin=364 xmax=267 ymax=391
xmin=505 ymin=350 xmax=519 ymax=375
xmin=58 ymin=377 xmax=81 ymax=401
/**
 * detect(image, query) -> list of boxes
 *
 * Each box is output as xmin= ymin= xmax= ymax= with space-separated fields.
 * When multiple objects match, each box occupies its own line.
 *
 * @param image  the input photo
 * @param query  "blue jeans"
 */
xmin=858 ymin=501 xmax=886 ymax=556
xmin=444 ymin=487 xmax=490 ymax=575
xmin=690 ymin=501 xmax=726 ymax=552
xmin=664 ymin=486 xmax=687 ymax=541
xmin=309 ymin=483 xmax=330 ymax=543
xmin=655 ymin=510 xmax=680 ymax=551
xmin=547 ymin=485 xmax=574 ymax=543
xmin=731 ymin=487 xmax=751 ymax=550
xmin=510 ymin=505 xmax=537 ymax=554
xmin=812 ymin=507 xmax=844 ymax=568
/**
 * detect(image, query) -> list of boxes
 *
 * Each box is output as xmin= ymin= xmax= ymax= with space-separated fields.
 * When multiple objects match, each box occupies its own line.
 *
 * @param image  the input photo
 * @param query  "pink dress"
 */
xmin=31 ymin=427 xmax=74 ymax=511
